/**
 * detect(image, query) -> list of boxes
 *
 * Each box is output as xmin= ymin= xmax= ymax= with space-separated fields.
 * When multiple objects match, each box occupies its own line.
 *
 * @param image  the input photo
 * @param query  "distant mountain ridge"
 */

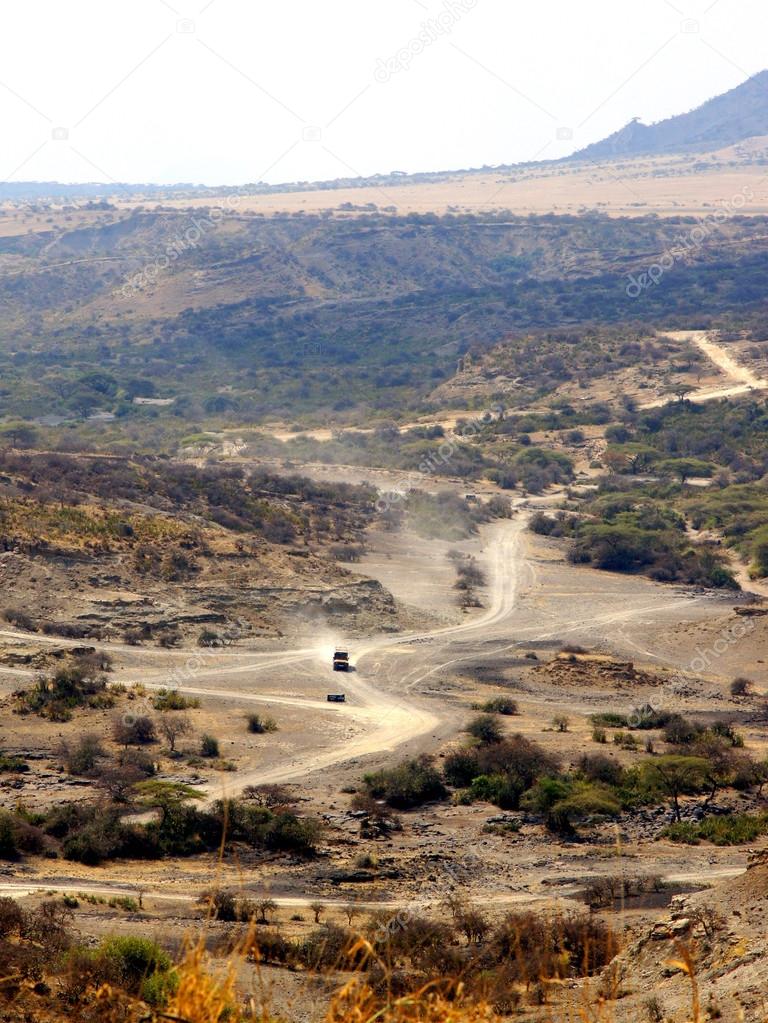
xmin=572 ymin=70 xmax=768 ymax=161
xmin=4 ymin=72 xmax=768 ymax=202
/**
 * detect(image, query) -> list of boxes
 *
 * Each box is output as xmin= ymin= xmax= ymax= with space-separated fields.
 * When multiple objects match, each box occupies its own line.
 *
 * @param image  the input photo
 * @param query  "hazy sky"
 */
xmin=1 ymin=0 xmax=766 ymax=186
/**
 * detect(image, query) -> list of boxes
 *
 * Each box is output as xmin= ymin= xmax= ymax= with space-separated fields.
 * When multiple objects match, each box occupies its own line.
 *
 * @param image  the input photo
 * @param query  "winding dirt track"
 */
xmin=642 ymin=330 xmax=768 ymax=407
xmin=0 ymin=331 xmax=760 ymax=906
xmin=0 ymin=327 xmax=756 ymax=806
xmin=0 ymin=497 xmax=724 ymax=803
xmin=145 ymin=517 xmax=527 ymax=798
xmin=0 ymin=518 xmax=528 ymax=801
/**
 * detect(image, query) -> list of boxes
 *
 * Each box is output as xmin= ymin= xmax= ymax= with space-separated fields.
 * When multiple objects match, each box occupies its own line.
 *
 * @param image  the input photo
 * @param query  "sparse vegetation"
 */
xmin=363 ymin=756 xmax=447 ymax=809
xmin=465 ymin=714 xmax=504 ymax=744
xmin=200 ymin=734 xmax=220 ymax=758
xmin=113 ymin=713 xmax=157 ymax=747
xmin=152 ymin=688 xmax=201 ymax=711
xmin=158 ymin=711 xmax=193 ymax=753
xmin=664 ymin=812 xmax=768 ymax=845
xmin=14 ymin=657 xmax=114 ymax=722
xmin=474 ymin=696 xmax=518 ymax=716
xmin=246 ymin=713 xmax=279 ymax=734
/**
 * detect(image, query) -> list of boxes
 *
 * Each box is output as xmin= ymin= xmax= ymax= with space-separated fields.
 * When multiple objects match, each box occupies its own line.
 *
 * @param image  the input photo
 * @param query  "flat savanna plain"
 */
xmin=143 ymin=149 xmax=768 ymax=218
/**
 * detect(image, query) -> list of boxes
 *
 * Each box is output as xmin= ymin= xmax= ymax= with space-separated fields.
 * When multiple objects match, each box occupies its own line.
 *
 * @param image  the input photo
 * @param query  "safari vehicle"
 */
xmin=327 ymin=693 xmax=346 ymax=703
xmin=333 ymin=648 xmax=350 ymax=671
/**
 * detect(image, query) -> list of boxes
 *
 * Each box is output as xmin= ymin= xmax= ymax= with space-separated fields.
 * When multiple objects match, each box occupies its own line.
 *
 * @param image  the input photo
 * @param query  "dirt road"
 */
xmin=642 ymin=330 xmax=768 ymax=407
xmin=0 ymin=350 xmax=757 ymax=909
xmin=139 ymin=518 xmax=528 ymax=798
xmin=0 ymin=506 xmax=731 ymax=801
xmin=0 ymin=499 xmax=748 ymax=910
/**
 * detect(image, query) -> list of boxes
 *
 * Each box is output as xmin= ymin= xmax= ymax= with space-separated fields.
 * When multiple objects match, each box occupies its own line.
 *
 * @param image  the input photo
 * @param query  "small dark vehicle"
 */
xmin=327 ymin=693 xmax=346 ymax=703
xmin=333 ymin=648 xmax=350 ymax=672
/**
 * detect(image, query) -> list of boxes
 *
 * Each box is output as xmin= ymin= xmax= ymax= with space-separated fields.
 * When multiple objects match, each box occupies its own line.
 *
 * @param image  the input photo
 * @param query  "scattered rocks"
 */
xmin=533 ymin=657 xmax=670 ymax=690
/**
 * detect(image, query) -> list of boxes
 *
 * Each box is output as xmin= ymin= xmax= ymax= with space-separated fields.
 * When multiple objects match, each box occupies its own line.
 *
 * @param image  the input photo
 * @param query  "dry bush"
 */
xmin=112 ymin=714 xmax=156 ymax=746
xmin=242 ymin=783 xmax=296 ymax=807
xmin=490 ymin=910 xmax=618 ymax=984
xmin=3 ymin=607 xmax=37 ymax=631
xmin=327 ymin=976 xmax=501 ymax=1023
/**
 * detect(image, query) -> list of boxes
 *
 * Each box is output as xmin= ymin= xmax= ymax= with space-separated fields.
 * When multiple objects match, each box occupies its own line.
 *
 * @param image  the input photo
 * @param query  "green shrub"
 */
xmin=664 ymin=813 xmax=768 ymax=846
xmin=364 ymin=756 xmax=447 ymax=809
xmin=200 ymin=734 xmax=220 ymax=758
xmin=451 ymin=789 xmax=473 ymax=806
xmin=0 ymin=813 xmax=19 ymax=860
xmin=477 ymin=697 xmax=518 ymax=716
xmin=0 ymin=752 xmax=29 ymax=773
xmin=469 ymin=774 xmax=522 ymax=809
xmin=443 ymin=748 xmax=481 ymax=787
xmin=152 ymin=689 xmax=200 ymax=711
xmin=613 ymin=731 xmax=639 ymax=750
xmin=628 ymin=706 xmax=675 ymax=730
xmin=16 ymin=659 xmax=112 ymax=719
xmin=662 ymin=821 xmax=701 ymax=845
xmin=100 ymin=935 xmax=172 ymax=983
xmin=590 ymin=712 xmax=629 ymax=728
xmin=465 ymin=714 xmax=503 ymax=744
xmin=265 ymin=813 xmax=323 ymax=854
xmin=141 ymin=968 xmax=179 ymax=1007
xmin=212 ymin=800 xmax=323 ymax=855
xmin=109 ymin=896 xmax=139 ymax=912
xmin=97 ymin=935 xmax=177 ymax=1004
xmin=522 ymin=777 xmax=621 ymax=834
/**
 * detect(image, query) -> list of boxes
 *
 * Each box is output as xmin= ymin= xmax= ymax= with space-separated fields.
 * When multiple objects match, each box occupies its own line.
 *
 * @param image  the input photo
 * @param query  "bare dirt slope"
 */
xmin=600 ymin=852 xmax=768 ymax=1022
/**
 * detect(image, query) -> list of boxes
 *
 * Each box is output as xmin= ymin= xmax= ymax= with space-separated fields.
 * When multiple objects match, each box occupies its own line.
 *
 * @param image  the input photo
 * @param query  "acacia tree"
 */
xmin=0 ymin=423 xmax=38 ymax=449
xmin=457 ymin=907 xmax=490 ymax=945
xmin=646 ymin=755 xmax=709 ymax=822
xmin=672 ymin=383 xmax=695 ymax=404
xmin=134 ymin=781 xmax=204 ymax=825
xmin=691 ymin=736 xmax=745 ymax=809
xmin=658 ymin=458 xmax=713 ymax=486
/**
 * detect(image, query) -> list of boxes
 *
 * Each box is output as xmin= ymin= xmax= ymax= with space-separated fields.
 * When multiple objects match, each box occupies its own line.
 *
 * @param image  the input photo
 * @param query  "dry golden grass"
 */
xmin=327 ymin=980 xmax=500 ymax=1023
xmin=167 ymin=938 xmax=246 ymax=1023
xmin=0 ymin=927 xmax=712 ymax=1023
